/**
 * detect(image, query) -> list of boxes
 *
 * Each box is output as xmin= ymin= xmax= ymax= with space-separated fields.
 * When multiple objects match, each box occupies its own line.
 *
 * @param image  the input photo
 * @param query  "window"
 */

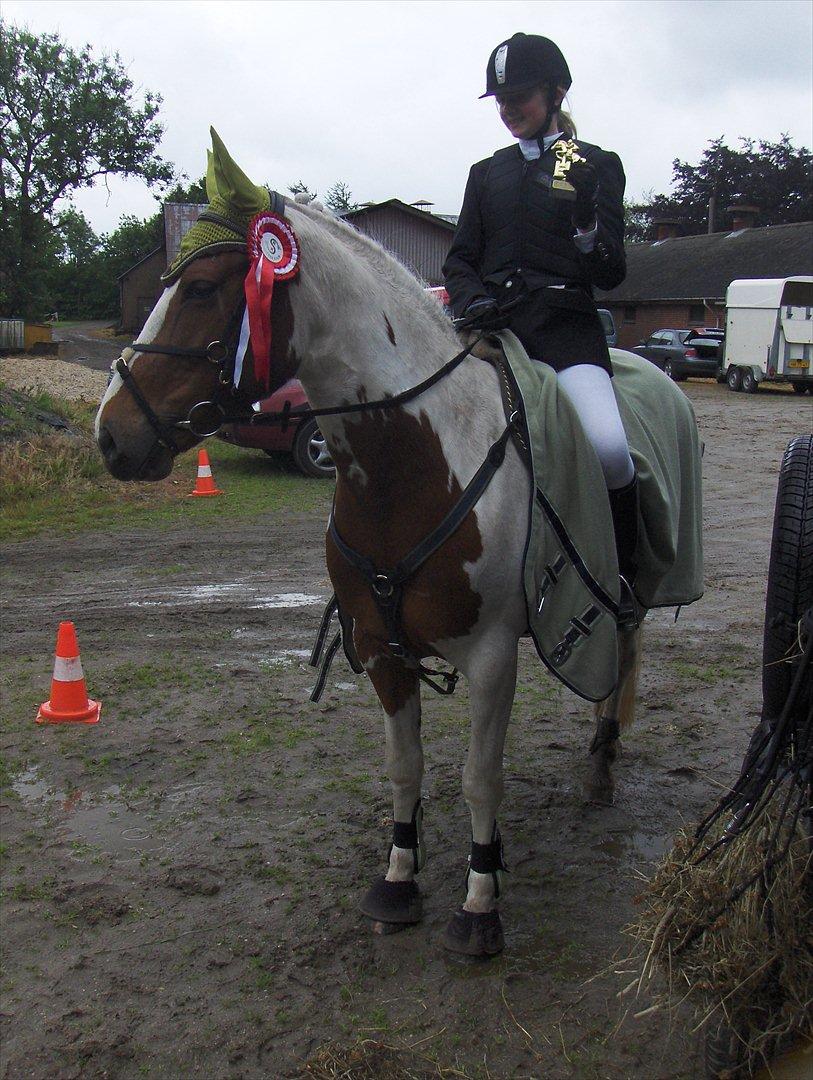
xmin=688 ymin=304 xmax=705 ymax=323
xmin=623 ymin=305 xmax=637 ymax=323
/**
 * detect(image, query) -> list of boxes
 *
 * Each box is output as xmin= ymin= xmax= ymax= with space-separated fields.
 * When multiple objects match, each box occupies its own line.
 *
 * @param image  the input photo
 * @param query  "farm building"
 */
xmin=340 ymin=199 xmax=456 ymax=286
xmin=598 ymin=218 xmax=813 ymax=349
xmin=118 ymin=200 xmax=457 ymax=334
xmin=117 ymin=204 xmax=206 ymax=334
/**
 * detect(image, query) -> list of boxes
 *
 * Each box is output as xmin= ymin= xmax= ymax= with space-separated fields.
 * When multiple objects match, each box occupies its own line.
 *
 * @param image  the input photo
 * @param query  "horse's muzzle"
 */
xmin=97 ymin=424 xmax=174 ymax=481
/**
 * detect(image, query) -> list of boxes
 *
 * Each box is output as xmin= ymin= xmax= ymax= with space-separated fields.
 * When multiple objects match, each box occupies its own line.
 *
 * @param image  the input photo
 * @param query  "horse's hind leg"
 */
xmin=359 ymin=658 xmax=425 ymax=928
xmin=587 ymin=623 xmax=643 ymax=804
xmin=443 ymin=636 xmax=518 ymax=958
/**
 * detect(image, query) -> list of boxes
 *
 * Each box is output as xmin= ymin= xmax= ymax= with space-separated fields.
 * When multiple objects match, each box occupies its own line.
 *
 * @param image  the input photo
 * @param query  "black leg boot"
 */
xmin=608 ymin=475 xmax=639 ymax=625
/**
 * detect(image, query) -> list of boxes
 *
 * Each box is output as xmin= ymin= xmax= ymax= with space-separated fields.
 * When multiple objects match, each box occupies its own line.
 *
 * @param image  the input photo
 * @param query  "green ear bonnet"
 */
xmin=161 ymin=128 xmax=282 ymax=284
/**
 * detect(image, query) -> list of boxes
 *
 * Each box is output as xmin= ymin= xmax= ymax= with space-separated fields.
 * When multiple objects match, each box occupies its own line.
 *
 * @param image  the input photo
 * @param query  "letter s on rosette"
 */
xmin=243 ymin=212 xmax=301 ymax=390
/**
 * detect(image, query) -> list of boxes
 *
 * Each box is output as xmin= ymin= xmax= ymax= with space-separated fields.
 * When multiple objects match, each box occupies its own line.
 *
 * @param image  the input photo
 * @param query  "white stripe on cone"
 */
xmin=198 ymin=465 xmax=212 ymax=477
xmin=53 ymin=656 xmax=84 ymax=681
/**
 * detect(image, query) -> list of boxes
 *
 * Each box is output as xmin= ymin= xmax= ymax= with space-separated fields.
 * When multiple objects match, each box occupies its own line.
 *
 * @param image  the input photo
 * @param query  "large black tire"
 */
xmin=761 ymin=435 xmax=813 ymax=719
xmin=727 ymin=367 xmax=742 ymax=392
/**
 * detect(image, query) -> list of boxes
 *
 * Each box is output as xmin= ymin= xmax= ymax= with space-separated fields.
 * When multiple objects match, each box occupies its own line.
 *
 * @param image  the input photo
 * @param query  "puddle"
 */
xmin=593 ymin=830 xmax=667 ymax=864
xmin=259 ymin=649 xmax=312 ymax=668
xmin=125 ymin=584 xmax=325 ymax=610
xmin=247 ymin=593 xmax=323 ymax=610
xmin=13 ymin=767 xmax=162 ymax=859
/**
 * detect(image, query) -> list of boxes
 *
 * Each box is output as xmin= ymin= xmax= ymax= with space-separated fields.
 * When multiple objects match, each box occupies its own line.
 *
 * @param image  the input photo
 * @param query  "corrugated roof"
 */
xmin=342 ymin=199 xmax=456 ymax=232
xmin=598 ymin=221 xmax=813 ymax=303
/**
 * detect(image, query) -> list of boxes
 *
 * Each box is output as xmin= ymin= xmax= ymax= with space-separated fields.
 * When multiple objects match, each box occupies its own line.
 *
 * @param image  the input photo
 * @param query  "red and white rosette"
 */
xmin=244 ymin=211 xmax=300 ymax=390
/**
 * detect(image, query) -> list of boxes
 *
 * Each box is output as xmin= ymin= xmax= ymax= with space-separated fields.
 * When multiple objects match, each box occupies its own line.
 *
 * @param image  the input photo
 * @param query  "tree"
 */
xmin=324 ymin=181 xmax=359 ymax=213
xmin=287 ymin=179 xmax=362 ymax=212
xmin=288 ymin=180 xmax=318 ymax=202
xmin=163 ymin=175 xmax=208 ymax=205
xmin=0 ymin=21 xmax=174 ymax=317
xmin=629 ymin=135 xmax=812 ymax=240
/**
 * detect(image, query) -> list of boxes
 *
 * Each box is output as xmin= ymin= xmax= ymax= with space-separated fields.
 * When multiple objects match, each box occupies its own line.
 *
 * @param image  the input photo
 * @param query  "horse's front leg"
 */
xmin=359 ymin=655 xmax=425 ymax=929
xmin=443 ymin=635 xmax=518 ymax=958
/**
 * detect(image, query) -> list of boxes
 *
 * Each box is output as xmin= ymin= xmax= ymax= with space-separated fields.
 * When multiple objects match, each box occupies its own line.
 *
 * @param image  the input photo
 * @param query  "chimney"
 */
xmin=653 ymin=218 xmax=680 ymax=241
xmin=727 ymin=205 xmax=759 ymax=230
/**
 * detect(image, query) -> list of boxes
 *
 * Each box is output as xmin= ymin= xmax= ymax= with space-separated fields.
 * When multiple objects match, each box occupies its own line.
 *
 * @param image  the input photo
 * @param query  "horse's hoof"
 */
xmin=359 ymin=877 xmax=423 ymax=924
xmin=442 ymin=907 xmax=504 ymax=957
xmin=584 ymin=781 xmax=615 ymax=806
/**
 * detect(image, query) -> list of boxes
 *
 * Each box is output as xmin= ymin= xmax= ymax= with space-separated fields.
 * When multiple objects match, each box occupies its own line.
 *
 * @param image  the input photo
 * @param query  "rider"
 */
xmin=443 ymin=32 xmax=638 ymax=596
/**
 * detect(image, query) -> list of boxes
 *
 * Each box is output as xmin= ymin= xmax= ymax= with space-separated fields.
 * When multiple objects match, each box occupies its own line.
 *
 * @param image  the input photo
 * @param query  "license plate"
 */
xmin=788 ymin=359 xmax=809 ymax=369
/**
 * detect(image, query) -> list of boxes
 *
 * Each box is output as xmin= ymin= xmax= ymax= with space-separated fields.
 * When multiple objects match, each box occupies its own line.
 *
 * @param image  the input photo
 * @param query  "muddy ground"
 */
xmin=1 ymin=379 xmax=810 ymax=1079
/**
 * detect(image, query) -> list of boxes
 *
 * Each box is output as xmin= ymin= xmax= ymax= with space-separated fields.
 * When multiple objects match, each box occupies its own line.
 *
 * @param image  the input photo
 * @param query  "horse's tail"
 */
xmin=595 ymin=624 xmax=644 ymax=732
xmin=617 ymin=624 xmax=643 ymax=732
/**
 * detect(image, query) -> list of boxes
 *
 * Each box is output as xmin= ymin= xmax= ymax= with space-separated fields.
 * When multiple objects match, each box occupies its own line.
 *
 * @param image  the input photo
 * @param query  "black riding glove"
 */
xmin=568 ymin=159 xmax=598 ymax=231
xmin=460 ymin=296 xmax=504 ymax=330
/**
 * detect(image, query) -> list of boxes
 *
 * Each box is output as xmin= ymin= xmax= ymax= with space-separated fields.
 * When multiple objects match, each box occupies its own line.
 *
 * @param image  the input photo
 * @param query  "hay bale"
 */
xmin=629 ymin=782 xmax=812 ymax=1073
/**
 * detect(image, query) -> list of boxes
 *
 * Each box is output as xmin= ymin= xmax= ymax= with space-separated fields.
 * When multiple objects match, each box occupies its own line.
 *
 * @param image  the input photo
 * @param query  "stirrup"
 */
xmin=617 ymin=575 xmax=640 ymax=629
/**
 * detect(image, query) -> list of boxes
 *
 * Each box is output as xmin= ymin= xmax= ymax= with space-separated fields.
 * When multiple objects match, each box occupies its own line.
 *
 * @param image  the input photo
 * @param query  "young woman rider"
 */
xmin=443 ymin=32 xmax=638 ymax=599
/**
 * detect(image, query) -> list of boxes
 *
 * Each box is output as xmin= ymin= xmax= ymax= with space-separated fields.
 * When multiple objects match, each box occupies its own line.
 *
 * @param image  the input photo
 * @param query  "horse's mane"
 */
xmin=289 ymin=198 xmax=458 ymax=342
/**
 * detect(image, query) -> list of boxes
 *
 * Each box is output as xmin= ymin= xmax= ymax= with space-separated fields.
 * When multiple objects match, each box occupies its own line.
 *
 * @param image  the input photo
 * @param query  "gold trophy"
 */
xmin=547 ymin=139 xmax=586 ymax=202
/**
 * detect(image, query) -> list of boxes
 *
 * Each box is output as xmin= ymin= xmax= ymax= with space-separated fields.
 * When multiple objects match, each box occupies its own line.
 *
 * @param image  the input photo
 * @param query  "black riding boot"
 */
xmin=608 ymin=475 xmax=639 ymax=622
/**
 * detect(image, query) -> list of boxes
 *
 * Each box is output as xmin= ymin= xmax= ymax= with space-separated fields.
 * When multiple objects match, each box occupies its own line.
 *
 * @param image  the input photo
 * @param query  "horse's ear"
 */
xmin=209 ymin=127 xmax=268 ymax=215
xmin=205 ymin=150 xmax=217 ymax=202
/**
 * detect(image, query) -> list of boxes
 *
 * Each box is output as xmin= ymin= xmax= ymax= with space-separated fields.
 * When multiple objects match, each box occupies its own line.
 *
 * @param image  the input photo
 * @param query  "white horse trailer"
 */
xmin=723 ymin=277 xmax=813 ymax=395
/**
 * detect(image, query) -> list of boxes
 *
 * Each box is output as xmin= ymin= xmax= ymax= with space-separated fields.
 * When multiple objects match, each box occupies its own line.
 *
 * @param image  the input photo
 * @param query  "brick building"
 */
xmin=597 ymin=220 xmax=813 ymax=349
xmin=117 ymin=204 xmax=206 ymax=333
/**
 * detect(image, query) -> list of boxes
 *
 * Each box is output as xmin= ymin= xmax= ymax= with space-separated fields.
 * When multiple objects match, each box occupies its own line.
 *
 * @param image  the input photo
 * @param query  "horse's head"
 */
xmin=96 ymin=130 xmax=303 ymax=481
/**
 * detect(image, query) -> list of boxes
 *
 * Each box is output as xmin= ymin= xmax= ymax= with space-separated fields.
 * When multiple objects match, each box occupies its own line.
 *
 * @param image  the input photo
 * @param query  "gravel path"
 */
xmin=0 ymin=354 xmax=109 ymax=402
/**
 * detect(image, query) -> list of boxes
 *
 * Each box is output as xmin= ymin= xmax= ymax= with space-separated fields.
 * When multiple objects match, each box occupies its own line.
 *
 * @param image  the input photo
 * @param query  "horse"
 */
xmin=96 ymin=137 xmax=661 ymax=958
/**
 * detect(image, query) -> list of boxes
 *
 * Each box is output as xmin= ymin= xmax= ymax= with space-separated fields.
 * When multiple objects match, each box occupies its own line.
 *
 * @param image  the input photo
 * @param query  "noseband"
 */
xmin=115 ymin=304 xmax=248 ymax=453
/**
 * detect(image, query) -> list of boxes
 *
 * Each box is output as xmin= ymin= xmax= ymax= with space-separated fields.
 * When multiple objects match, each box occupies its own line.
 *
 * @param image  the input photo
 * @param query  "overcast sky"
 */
xmin=3 ymin=0 xmax=812 ymax=235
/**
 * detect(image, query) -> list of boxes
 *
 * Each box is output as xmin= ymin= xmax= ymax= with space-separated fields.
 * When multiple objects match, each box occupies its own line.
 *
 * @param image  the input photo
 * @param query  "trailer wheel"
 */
xmin=741 ymin=370 xmax=759 ymax=394
xmin=761 ymin=434 xmax=813 ymax=719
xmin=727 ymin=367 xmax=742 ymax=392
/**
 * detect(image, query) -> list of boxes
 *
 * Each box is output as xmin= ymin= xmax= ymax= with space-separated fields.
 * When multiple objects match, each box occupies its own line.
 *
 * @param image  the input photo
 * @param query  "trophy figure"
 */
xmin=547 ymin=139 xmax=586 ymax=202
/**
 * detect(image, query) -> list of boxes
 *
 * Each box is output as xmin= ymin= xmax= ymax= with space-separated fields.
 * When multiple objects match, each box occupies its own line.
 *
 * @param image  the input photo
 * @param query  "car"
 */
xmin=597 ymin=308 xmax=617 ymax=347
xmin=217 ymin=378 xmax=335 ymax=478
xmin=218 ymin=286 xmax=453 ymax=477
xmin=632 ymin=328 xmax=723 ymax=381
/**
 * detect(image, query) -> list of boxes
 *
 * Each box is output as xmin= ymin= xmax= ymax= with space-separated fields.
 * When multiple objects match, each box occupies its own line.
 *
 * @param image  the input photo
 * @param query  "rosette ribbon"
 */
xmin=240 ymin=211 xmax=300 ymax=392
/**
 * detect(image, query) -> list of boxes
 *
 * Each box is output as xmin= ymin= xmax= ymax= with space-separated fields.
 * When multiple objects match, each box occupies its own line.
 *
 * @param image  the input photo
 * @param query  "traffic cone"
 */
xmin=36 ymin=622 xmax=101 ymax=725
xmin=188 ymin=448 xmax=224 ymax=497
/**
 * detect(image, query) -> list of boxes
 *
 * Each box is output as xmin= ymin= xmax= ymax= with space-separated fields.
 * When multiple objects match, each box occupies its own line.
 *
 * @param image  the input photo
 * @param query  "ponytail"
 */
xmin=558 ymin=109 xmax=577 ymax=138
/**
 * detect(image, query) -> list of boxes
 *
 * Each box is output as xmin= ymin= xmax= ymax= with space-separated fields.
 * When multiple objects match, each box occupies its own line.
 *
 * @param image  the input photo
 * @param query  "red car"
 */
xmin=218 ymin=287 xmax=452 ymax=478
xmin=218 ymin=378 xmax=334 ymax=478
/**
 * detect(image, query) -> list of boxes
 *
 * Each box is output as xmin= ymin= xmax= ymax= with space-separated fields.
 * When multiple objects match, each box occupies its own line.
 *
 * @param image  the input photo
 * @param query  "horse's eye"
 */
xmin=185 ymin=280 xmax=218 ymax=300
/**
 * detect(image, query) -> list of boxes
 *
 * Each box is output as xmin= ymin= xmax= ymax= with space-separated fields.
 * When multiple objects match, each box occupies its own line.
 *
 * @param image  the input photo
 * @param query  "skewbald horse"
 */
xmin=96 ymin=140 xmax=645 ymax=957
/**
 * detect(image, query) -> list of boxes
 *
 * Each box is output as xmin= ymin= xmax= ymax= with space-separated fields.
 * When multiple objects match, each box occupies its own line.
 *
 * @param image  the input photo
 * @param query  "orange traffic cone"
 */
xmin=36 ymin=622 xmax=101 ymax=725
xmin=188 ymin=448 xmax=224 ymax=497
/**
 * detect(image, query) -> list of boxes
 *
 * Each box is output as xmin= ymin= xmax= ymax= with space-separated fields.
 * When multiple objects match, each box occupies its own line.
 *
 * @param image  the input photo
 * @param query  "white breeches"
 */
xmin=557 ymin=364 xmax=635 ymax=490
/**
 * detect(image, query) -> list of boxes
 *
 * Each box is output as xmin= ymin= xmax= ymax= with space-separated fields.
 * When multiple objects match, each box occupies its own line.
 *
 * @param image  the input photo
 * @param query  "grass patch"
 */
xmin=0 ymin=383 xmax=333 ymax=541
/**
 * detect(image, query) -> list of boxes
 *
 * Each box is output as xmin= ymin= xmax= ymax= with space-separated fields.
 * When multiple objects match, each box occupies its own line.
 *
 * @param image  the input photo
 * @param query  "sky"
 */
xmin=3 ymin=0 xmax=812 ymax=236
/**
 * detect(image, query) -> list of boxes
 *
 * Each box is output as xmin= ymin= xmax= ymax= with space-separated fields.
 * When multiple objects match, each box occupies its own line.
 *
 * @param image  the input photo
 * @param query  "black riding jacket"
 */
xmin=443 ymin=138 xmax=627 ymax=317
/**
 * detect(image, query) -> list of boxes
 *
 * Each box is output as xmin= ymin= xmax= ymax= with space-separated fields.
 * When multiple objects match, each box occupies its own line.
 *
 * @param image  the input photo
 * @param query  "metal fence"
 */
xmin=0 ymin=319 xmax=25 ymax=350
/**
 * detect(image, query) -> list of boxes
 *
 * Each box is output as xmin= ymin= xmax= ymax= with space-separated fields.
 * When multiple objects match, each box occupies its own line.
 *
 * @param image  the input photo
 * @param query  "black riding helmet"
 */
xmin=481 ymin=33 xmax=572 ymax=98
